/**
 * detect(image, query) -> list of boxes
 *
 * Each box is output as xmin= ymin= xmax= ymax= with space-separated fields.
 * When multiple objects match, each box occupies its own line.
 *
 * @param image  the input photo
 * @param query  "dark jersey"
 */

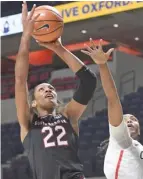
xmin=23 ymin=114 xmax=84 ymax=179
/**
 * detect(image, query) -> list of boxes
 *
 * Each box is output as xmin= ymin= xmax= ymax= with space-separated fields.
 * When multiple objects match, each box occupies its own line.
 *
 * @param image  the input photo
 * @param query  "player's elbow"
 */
xmin=109 ymin=121 xmax=122 ymax=127
xmin=87 ymin=73 xmax=97 ymax=98
xmin=80 ymin=67 xmax=98 ymax=92
xmin=73 ymin=68 xmax=97 ymax=105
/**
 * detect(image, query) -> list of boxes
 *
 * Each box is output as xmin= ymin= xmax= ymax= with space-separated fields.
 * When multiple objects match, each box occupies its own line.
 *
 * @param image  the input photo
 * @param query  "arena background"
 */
xmin=1 ymin=1 xmax=143 ymax=179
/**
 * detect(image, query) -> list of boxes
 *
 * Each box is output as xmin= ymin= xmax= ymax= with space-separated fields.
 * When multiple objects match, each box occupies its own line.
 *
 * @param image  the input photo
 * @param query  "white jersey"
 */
xmin=104 ymin=120 xmax=143 ymax=179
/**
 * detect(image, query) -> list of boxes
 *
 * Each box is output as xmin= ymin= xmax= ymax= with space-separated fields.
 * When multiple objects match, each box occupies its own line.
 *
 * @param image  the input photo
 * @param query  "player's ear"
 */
xmin=32 ymin=100 xmax=37 ymax=108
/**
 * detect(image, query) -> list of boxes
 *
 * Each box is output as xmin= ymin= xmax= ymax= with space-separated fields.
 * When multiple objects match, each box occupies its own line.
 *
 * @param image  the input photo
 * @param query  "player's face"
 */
xmin=33 ymin=83 xmax=58 ymax=110
xmin=124 ymin=114 xmax=140 ymax=139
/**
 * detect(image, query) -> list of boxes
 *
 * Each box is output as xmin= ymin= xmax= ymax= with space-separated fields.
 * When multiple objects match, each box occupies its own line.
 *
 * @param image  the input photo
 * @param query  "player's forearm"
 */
xmin=99 ymin=63 xmax=119 ymax=102
xmin=99 ymin=63 xmax=123 ymax=127
xmin=54 ymin=46 xmax=84 ymax=73
xmin=15 ymin=34 xmax=30 ymax=82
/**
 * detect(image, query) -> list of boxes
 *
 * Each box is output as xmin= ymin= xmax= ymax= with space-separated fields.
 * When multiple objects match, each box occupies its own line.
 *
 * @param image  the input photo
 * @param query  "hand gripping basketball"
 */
xmin=32 ymin=5 xmax=64 ymax=42
xmin=22 ymin=1 xmax=40 ymax=37
xmin=36 ymin=37 xmax=62 ymax=52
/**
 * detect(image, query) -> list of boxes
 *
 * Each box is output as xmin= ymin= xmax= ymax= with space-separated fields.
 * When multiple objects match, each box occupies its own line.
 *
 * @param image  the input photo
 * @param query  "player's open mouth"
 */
xmin=127 ymin=124 xmax=134 ymax=129
xmin=45 ymin=94 xmax=54 ymax=99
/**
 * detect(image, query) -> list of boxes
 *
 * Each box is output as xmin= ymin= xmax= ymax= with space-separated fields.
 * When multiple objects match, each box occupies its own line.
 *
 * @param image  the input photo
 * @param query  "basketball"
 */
xmin=32 ymin=5 xmax=64 ymax=42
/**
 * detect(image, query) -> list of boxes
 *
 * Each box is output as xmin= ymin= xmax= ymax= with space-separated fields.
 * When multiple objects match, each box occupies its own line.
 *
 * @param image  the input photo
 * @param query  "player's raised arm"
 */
xmin=81 ymin=39 xmax=121 ymax=126
xmin=81 ymin=38 xmax=132 ymax=148
xmin=37 ymin=39 xmax=97 ymax=125
xmin=15 ymin=2 xmax=40 ymax=141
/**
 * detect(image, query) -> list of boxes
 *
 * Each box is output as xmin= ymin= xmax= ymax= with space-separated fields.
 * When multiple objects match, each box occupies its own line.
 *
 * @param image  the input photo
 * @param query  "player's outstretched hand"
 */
xmin=81 ymin=38 xmax=114 ymax=65
xmin=36 ymin=38 xmax=63 ymax=52
xmin=22 ymin=1 xmax=40 ymax=37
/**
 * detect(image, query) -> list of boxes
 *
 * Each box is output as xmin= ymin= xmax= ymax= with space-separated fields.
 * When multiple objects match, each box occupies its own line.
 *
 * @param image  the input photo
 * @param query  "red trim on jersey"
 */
xmin=115 ymin=150 xmax=124 ymax=179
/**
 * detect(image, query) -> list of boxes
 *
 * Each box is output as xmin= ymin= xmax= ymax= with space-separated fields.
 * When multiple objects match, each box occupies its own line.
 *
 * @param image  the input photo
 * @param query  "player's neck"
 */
xmin=132 ymin=135 xmax=140 ymax=141
xmin=37 ymin=108 xmax=56 ymax=118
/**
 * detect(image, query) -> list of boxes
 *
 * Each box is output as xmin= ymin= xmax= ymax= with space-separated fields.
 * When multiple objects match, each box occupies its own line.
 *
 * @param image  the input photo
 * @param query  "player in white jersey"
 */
xmin=81 ymin=38 xmax=143 ymax=179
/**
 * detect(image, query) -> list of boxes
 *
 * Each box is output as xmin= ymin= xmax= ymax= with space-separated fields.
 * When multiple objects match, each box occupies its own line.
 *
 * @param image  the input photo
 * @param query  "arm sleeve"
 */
xmin=73 ymin=65 xmax=97 ymax=105
xmin=109 ymin=120 xmax=132 ymax=149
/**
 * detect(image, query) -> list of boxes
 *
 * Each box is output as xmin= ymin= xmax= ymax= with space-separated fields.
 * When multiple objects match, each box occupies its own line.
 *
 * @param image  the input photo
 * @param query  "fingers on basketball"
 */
xmin=22 ymin=1 xmax=28 ymax=21
xmin=32 ymin=13 xmax=40 ymax=21
xmin=28 ymin=4 xmax=36 ymax=21
xmin=32 ymin=6 xmax=64 ymax=42
xmin=36 ymin=41 xmax=45 ymax=46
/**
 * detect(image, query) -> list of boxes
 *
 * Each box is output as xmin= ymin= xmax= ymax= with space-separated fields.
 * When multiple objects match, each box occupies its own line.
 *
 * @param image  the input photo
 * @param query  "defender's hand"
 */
xmin=22 ymin=1 xmax=40 ymax=37
xmin=81 ymin=38 xmax=114 ymax=65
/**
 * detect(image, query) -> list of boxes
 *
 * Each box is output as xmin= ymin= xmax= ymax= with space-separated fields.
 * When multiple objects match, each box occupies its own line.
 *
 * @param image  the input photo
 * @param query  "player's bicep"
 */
xmin=109 ymin=121 xmax=132 ymax=149
xmin=15 ymin=81 xmax=31 ymax=130
xmin=63 ymin=99 xmax=87 ymax=122
xmin=108 ymin=100 xmax=132 ymax=148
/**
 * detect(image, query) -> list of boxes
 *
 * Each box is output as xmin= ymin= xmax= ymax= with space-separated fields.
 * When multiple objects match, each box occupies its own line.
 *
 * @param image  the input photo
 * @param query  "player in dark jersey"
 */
xmin=15 ymin=2 xmax=97 ymax=179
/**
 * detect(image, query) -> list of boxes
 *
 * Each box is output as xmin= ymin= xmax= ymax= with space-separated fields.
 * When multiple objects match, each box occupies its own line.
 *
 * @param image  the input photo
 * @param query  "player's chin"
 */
xmin=129 ymin=128 xmax=137 ymax=137
xmin=128 ymin=127 xmax=135 ymax=133
xmin=45 ymin=98 xmax=57 ymax=107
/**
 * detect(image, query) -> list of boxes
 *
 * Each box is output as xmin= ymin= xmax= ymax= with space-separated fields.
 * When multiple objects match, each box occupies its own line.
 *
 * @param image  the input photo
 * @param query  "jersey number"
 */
xmin=41 ymin=126 xmax=68 ymax=148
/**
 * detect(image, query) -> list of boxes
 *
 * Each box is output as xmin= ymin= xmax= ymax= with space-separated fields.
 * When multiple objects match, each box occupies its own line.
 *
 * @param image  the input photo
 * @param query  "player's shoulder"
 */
xmin=132 ymin=140 xmax=143 ymax=149
xmin=55 ymin=113 xmax=70 ymax=123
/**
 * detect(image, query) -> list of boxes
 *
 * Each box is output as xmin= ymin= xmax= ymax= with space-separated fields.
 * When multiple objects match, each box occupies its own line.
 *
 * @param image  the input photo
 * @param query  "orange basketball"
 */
xmin=32 ymin=5 xmax=64 ymax=42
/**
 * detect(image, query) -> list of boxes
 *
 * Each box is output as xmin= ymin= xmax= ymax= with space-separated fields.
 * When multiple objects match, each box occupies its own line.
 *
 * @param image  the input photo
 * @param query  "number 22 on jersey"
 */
xmin=41 ymin=125 xmax=68 ymax=148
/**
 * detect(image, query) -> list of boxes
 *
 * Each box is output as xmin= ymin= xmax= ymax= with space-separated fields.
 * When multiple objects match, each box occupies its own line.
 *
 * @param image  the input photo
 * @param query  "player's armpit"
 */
xmin=109 ymin=120 xmax=132 ymax=149
xmin=63 ymin=99 xmax=87 ymax=122
xmin=20 ymin=124 xmax=30 ymax=143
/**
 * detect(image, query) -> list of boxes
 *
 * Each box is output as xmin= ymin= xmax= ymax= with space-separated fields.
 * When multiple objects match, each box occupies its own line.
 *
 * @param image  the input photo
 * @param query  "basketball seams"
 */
xmin=33 ymin=6 xmax=64 ymax=42
xmin=35 ymin=20 xmax=63 ymax=23
xmin=35 ymin=9 xmax=63 ymax=20
xmin=33 ymin=26 xmax=63 ymax=36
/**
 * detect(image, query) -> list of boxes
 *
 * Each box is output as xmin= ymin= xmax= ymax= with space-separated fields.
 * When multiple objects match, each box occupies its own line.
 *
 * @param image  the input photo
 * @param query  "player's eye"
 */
xmin=131 ymin=116 xmax=137 ymax=122
xmin=49 ymin=86 xmax=55 ymax=91
xmin=39 ymin=88 xmax=44 ymax=91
